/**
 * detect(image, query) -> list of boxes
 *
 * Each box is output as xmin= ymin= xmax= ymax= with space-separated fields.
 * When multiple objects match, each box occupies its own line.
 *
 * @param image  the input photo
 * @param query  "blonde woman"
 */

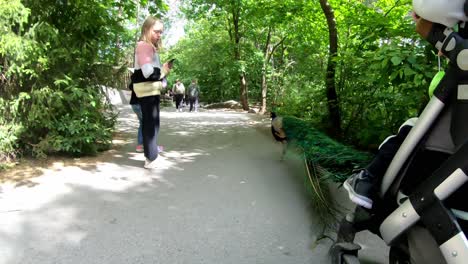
xmin=131 ymin=16 xmax=172 ymax=169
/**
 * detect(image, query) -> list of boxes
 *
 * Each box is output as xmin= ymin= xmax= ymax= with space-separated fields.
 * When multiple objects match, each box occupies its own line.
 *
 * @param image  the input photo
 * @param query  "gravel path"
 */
xmin=0 ymin=89 xmax=387 ymax=264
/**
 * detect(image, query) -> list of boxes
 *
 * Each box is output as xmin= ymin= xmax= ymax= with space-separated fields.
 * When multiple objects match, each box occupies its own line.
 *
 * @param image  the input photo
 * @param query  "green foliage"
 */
xmin=272 ymin=76 xmax=329 ymax=126
xmin=177 ymin=0 xmax=306 ymax=106
xmin=338 ymin=39 xmax=435 ymax=146
xmin=283 ymin=116 xmax=372 ymax=182
xmin=1 ymin=78 xmax=116 ymax=158
xmin=167 ymin=19 xmax=246 ymax=103
xmin=177 ymin=0 xmax=434 ymax=150
xmin=0 ymin=0 xmax=167 ymax=161
xmin=0 ymin=105 xmax=21 ymax=162
xmin=0 ymin=0 xmax=438 ymax=163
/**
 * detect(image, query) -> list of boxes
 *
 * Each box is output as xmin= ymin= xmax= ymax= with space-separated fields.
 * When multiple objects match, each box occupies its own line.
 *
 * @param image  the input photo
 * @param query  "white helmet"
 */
xmin=413 ymin=0 xmax=468 ymax=27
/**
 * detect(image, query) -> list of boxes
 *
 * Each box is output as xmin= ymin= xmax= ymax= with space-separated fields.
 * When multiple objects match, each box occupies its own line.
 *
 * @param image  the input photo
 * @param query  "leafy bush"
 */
xmin=0 ymin=105 xmax=21 ymax=163
xmin=0 ymin=0 xmax=141 ymax=162
xmin=1 ymin=77 xmax=116 ymax=159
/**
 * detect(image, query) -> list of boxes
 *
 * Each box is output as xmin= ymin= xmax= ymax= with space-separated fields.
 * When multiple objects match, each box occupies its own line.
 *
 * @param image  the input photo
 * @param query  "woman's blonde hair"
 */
xmin=139 ymin=16 xmax=163 ymax=51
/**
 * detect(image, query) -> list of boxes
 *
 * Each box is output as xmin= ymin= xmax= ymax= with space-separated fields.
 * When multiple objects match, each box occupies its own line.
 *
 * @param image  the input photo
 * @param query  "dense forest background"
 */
xmin=1 ymin=0 xmax=440 ymax=167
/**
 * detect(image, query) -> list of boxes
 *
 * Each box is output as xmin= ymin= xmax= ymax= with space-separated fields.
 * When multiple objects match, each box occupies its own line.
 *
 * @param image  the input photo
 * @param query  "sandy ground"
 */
xmin=0 ymin=89 xmax=388 ymax=264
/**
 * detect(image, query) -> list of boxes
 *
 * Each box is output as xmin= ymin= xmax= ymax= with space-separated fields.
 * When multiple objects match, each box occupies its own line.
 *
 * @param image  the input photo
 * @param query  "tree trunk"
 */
xmin=231 ymin=7 xmax=249 ymax=111
xmin=260 ymin=28 xmax=286 ymax=115
xmin=260 ymin=28 xmax=272 ymax=115
xmin=260 ymin=70 xmax=267 ymax=114
xmin=319 ymin=0 xmax=342 ymax=138
xmin=0 ymin=56 xmax=7 ymax=96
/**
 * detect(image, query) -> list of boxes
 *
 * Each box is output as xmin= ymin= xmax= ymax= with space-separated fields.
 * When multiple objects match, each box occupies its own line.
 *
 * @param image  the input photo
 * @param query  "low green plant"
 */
xmin=1 ymin=77 xmax=116 ymax=159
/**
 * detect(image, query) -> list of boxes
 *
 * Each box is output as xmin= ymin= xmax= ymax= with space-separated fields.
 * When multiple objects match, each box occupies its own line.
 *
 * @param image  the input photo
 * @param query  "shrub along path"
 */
xmin=0 ymin=90 xmax=386 ymax=264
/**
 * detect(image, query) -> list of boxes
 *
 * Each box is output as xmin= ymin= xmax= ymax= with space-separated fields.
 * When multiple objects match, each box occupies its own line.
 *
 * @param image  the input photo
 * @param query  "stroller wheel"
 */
xmin=330 ymin=242 xmax=361 ymax=264
xmin=342 ymin=254 xmax=360 ymax=264
xmin=389 ymin=246 xmax=411 ymax=264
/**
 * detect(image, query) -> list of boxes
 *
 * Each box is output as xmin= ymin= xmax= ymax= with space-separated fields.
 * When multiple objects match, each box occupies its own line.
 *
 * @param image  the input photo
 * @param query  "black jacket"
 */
xmin=131 ymin=67 xmax=162 ymax=84
xmin=128 ymin=67 xmax=162 ymax=104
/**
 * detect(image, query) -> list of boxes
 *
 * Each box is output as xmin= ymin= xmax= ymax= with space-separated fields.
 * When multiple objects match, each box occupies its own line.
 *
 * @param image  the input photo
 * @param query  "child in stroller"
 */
xmin=332 ymin=1 xmax=468 ymax=263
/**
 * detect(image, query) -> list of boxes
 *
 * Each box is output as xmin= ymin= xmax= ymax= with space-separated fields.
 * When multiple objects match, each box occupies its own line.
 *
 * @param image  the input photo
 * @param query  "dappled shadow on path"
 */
xmin=1 ymin=104 xmax=268 ymax=186
xmin=1 ymin=101 xmax=388 ymax=264
xmin=0 ymin=105 xmax=332 ymax=264
xmin=0 ymin=180 xmax=180 ymax=263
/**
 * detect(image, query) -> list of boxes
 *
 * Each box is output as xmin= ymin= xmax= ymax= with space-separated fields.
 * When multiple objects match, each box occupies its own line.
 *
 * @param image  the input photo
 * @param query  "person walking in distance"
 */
xmin=187 ymin=79 xmax=200 ymax=112
xmin=172 ymin=79 xmax=185 ymax=112
xmin=131 ymin=16 xmax=172 ymax=169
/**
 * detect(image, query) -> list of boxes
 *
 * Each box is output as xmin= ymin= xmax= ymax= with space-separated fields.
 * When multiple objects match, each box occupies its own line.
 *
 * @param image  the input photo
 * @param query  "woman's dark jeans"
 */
xmin=139 ymin=95 xmax=160 ymax=161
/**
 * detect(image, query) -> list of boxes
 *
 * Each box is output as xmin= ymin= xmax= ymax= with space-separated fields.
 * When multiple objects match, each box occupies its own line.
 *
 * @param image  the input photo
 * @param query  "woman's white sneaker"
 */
xmin=144 ymin=158 xmax=158 ymax=169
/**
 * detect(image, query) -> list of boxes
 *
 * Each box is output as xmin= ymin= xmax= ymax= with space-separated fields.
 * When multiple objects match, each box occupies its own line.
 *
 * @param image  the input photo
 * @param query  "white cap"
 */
xmin=413 ymin=0 xmax=468 ymax=27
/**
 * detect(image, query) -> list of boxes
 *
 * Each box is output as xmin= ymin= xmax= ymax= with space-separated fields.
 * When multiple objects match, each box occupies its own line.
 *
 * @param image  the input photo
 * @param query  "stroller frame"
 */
xmin=331 ymin=21 xmax=468 ymax=264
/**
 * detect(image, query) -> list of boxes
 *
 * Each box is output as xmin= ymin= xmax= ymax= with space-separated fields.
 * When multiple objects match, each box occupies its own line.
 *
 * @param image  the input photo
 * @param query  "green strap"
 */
xmin=429 ymin=71 xmax=445 ymax=97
